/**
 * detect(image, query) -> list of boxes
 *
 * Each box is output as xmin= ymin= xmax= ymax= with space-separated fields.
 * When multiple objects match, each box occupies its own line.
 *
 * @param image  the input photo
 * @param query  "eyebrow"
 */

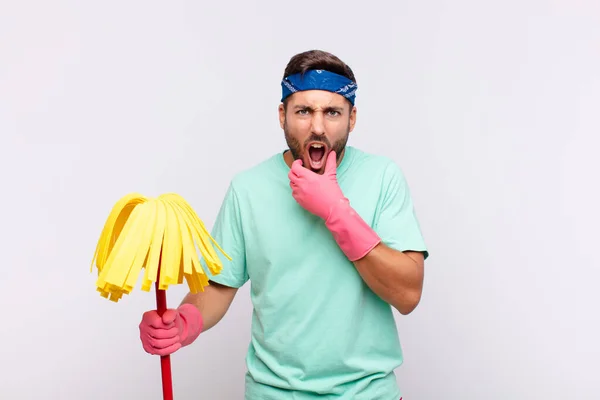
xmin=293 ymin=105 xmax=345 ymax=113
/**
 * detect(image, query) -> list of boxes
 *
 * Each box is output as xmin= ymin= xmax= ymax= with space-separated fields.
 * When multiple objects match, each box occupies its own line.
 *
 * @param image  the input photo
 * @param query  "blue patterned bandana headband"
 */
xmin=281 ymin=69 xmax=357 ymax=105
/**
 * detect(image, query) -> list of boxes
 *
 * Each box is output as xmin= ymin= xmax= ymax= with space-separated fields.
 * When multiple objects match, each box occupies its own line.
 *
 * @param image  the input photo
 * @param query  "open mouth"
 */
xmin=307 ymin=142 xmax=327 ymax=170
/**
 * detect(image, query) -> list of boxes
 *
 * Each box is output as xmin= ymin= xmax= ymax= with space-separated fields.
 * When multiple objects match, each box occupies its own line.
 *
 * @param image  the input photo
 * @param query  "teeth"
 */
xmin=311 ymin=144 xmax=324 ymax=148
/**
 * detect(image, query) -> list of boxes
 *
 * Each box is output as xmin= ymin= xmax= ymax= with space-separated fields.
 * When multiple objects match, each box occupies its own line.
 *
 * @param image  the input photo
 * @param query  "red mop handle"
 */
xmin=155 ymin=267 xmax=174 ymax=400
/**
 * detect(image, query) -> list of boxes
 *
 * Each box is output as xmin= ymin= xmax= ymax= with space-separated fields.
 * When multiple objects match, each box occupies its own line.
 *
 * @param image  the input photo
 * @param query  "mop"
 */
xmin=90 ymin=192 xmax=231 ymax=399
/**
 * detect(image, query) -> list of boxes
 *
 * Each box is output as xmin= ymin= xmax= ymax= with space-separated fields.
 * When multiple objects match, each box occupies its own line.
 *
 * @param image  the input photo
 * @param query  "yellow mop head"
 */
xmin=90 ymin=192 xmax=231 ymax=302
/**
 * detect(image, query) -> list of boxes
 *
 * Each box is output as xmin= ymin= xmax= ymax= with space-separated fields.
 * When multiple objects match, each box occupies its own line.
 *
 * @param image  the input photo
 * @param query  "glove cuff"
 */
xmin=178 ymin=303 xmax=204 ymax=347
xmin=325 ymin=199 xmax=381 ymax=261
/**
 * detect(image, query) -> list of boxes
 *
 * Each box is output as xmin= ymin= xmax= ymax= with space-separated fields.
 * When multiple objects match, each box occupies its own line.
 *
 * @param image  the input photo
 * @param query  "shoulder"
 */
xmin=227 ymin=152 xmax=286 ymax=195
xmin=346 ymin=146 xmax=407 ymax=183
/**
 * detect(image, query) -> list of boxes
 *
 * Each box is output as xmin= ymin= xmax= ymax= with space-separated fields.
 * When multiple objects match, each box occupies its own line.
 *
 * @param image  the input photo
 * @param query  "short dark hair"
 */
xmin=281 ymin=50 xmax=356 ymax=108
xmin=283 ymin=49 xmax=356 ymax=82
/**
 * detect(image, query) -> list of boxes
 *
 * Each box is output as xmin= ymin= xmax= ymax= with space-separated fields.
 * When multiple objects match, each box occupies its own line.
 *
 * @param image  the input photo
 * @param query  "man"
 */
xmin=139 ymin=49 xmax=429 ymax=400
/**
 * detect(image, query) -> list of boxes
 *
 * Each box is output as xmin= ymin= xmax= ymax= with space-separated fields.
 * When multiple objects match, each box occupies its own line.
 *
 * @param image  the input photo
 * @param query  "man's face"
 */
xmin=279 ymin=90 xmax=356 ymax=174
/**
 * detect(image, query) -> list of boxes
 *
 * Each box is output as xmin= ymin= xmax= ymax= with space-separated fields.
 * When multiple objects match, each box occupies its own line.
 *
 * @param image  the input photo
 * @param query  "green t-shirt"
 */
xmin=205 ymin=146 xmax=428 ymax=400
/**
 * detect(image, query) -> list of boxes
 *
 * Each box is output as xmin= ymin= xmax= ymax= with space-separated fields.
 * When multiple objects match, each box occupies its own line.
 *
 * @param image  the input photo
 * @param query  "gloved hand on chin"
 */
xmin=288 ymin=150 xmax=381 ymax=261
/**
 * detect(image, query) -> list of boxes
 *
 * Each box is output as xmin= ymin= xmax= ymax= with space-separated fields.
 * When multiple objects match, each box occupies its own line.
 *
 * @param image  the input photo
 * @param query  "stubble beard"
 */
xmin=283 ymin=119 xmax=350 ymax=173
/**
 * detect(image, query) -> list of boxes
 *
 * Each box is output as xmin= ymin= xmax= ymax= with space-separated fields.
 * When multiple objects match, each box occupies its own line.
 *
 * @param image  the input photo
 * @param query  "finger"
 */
xmin=142 ymin=341 xmax=158 ymax=355
xmin=143 ymin=340 xmax=182 ymax=356
xmin=146 ymin=325 xmax=180 ymax=340
xmin=155 ymin=342 xmax=182 ymax=357
xmin=288 ymin=169 xmax=298 ymax=181
xmin=142 ymin=311 xmax=166 ymax=329
xmin=324 ymin=150 xmax=337 ymax=174
xmin=161 ymin=309 xmax=178 ymax=325
xmin=290 ymin=184 xmax=301 ymax=198
xmin=290 ymin=159 xmax=307 ymax=176
xmin=147 ymin=333 xmax=181 ymax=350
xmin=288 ymin=168 xmax=305 ymax=183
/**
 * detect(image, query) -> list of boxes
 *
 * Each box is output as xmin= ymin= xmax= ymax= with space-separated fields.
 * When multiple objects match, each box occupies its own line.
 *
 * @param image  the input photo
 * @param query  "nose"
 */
xmin=310 ymin=112 xmax=325 ymax=136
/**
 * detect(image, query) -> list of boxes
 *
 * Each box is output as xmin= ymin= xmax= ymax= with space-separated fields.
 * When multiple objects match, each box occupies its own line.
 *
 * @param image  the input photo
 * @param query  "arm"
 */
xmin=288 ymin=153 xmax=428 ymax=314
xmin=180 ymin=281 xmax=238 ymax=331
xmin=185 ymin=180 xmax=248 ymax=330
xmin=353 ymin=246 xmax=424 ymax=314
xmin=319 ymin=158 xmax=428 ymax=314
xmin=140 ymin=182 xmax=247 ymax=356
xmin=325 ymin=197 xmax=426 ymax=315
xmin=355 ymin=164 xmax=428 ymax=315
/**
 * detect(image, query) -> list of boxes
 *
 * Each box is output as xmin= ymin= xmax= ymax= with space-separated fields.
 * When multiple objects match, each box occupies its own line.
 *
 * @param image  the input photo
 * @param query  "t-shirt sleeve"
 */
xmin=202 ymin=182 xmax=248 ymax=288
xmin=374 ymin=161 xmax=429 ymax=260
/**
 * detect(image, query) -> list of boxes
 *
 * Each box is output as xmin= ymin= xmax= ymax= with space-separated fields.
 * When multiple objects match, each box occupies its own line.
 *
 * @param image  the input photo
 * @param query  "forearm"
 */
xmin=325 ymin=200 xmax=424 ymax=314
xmin=353 ymin=244 xmax=424 ymax=314
xmin=180 ymin=281 xmax=238 ymax=332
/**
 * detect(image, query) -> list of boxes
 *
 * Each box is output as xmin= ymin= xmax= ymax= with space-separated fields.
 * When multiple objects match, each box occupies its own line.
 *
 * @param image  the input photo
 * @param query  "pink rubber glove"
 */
xmin=288 ymin=150 xmax=381 ymax=261
xmin=139 ymin=303 xmax=203 ymax=356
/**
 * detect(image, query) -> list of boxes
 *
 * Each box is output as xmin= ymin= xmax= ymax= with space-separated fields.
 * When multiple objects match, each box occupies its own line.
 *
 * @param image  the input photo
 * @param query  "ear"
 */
xmin=278 ymin=103 xmax=286 ymax=129
xmin=348 ymin=105 xmax=357 ymax=132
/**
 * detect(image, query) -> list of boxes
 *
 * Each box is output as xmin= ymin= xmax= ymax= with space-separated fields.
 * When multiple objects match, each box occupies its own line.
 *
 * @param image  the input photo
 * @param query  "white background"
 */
xmin=1 ymin=1 xmax=599 ymax=399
